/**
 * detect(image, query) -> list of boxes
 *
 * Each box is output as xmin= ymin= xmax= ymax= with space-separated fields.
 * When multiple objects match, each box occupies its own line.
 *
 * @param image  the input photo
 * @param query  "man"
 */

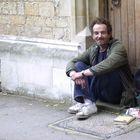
xmin=66 ymin=17 xmax=135 ymax=119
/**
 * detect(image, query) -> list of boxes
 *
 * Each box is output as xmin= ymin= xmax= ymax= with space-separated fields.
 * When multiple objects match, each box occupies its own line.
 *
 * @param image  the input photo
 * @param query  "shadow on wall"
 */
xmin=73 ymin=26 xmax=94 ymax=51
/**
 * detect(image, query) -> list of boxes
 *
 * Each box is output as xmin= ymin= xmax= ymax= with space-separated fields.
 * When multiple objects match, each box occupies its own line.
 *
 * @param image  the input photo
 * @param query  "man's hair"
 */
xmin=89 ymin=17 xmax=112 ymax=35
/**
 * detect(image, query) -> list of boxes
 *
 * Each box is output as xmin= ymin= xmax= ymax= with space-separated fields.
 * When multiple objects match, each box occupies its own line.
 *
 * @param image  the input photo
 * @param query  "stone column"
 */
xmin=75 ymin=0 xmax=87 ymax=34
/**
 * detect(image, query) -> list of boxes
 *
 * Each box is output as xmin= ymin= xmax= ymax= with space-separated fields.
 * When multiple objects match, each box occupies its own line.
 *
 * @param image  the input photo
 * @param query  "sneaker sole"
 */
xmin=68 ymin=109 xmax=78 ymax=114
xmin=76 ymin=114 xmax=90 ymax=119
xmin=76 ymin=111 xmax=97 ymax=119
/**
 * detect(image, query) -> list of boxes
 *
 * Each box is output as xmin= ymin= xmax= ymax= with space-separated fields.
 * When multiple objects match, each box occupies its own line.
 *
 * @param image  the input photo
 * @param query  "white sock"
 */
xmin=84 ymin=99 xmax=93 ymax=105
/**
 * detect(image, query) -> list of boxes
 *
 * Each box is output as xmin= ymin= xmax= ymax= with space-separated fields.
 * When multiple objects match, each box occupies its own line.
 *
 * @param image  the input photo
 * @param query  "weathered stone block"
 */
xmin=10 ymin=16 xmax=25 ymax=25
xmin=39 ymin=2 xmax=54 ymax=17
xmin=1 ymin=2 xmax=16 ymax=15
xmin=45 ymin=18 xmax=55 ymax=27
xmin=0 ymin=15 xmax=10 ymax=24
xmin=55 ymin=17 xmax=68 ymax=28
xmin=25 ymin=2 xmax=39 ymax=16
xmin=17 ymin=1 xmax=24 ymax=15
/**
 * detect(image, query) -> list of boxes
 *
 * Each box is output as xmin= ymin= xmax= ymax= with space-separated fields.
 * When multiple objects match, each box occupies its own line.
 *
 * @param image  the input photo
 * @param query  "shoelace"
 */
xmin=79 ymin=104 xmax=90 ymax=112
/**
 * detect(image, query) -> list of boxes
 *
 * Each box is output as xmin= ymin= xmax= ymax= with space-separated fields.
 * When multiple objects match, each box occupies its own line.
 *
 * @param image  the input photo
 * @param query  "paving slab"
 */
xmin=0 ymin=93 xmax=92 ymax=140
xmin=49 ymin=110 xmax=140 ymax=139
xmin=0 ymin=93 xmax=140 ymax=140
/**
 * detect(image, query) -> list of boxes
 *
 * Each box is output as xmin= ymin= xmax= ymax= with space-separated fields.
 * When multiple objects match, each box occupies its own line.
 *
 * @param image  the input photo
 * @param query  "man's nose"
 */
xmin=98 ymin=33 xmax=102 ymax=37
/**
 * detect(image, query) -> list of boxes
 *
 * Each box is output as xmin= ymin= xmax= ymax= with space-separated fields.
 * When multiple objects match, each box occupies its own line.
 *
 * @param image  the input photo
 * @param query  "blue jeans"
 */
xmin=74 ymin=61 xmax=123 ymax=104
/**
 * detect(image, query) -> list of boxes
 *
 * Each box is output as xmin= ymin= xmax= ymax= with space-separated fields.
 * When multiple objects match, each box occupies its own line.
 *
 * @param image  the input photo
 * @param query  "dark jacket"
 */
xmin=66 ymin=38 xmax=136 ymax=107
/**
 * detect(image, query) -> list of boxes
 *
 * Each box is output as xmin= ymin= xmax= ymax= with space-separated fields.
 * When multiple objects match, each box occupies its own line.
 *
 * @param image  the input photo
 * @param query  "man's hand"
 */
xmin=75 ymin=78 xmax=86 ymax=89
xmin=69 ymin=71 xmax=86 ymax=88
xmin=69 ymin=71 xmax=82 ymax=81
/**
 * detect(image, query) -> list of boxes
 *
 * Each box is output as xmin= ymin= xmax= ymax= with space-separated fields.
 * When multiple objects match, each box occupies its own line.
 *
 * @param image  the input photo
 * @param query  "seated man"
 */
xmin=66 ymin=17 xmax=136 ymax=119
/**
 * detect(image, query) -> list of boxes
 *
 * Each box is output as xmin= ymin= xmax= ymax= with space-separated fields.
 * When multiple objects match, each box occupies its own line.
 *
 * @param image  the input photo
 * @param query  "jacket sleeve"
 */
xmin=89 ymin=42 xmax=128 ymax=75
xmin=65 ymin=47 xmax=92 ymax=76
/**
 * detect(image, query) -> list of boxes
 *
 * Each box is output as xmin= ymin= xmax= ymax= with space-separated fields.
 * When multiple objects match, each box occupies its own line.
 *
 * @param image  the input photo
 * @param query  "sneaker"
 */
xmin=68 ymin=103 xmax=84 ymax=114
xmin=76 ymin=103 xmax=97 ymax=119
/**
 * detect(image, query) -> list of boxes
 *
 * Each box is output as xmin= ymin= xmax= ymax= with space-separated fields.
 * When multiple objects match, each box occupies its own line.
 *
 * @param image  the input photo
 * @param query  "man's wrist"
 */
xmin=81 ymin=70 xmax=85 ymax=77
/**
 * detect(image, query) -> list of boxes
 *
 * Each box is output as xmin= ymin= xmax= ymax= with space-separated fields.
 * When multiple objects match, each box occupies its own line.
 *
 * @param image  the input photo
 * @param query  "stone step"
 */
xmin=96 ymin=100 xmax=125 ymax=113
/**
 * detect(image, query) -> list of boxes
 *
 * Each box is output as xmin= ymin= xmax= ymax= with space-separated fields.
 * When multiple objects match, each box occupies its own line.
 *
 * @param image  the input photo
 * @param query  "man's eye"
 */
xmin=101 ymin=31 xmax=107 ymax=35
xmin=93 ymin=31 xmax=107 ymax=35
xmin=94 ymin=32 xmax=98 ymax=35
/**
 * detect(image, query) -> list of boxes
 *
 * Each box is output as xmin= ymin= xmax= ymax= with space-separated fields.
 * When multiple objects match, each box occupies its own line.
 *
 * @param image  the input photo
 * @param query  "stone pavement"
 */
xmin=0 ymin=93 xmax=140 ymax=140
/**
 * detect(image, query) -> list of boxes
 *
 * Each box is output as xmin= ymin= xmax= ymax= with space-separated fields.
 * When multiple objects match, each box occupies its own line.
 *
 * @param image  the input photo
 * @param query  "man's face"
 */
xmin=92 ymin=24 xmax=111 ymax=47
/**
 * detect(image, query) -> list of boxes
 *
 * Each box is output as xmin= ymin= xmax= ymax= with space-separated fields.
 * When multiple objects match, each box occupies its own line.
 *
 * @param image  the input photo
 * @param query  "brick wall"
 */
xmin=0 ymin=0 xmax=72 ymax=41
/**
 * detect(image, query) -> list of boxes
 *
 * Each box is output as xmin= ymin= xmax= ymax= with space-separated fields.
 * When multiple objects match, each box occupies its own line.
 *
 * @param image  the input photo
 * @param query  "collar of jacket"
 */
xmin=93 ymin=38 xmax=119 ymax=58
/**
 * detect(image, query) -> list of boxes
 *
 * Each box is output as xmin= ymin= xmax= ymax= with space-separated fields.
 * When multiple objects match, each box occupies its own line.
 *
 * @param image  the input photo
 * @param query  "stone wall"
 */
xmin=0 ymin=0 xmax=72 ymax=41
xmin=0 ymin=0 xmax=103 ymax=102
xmin=0 ymin=35 xmax=79 ymax=102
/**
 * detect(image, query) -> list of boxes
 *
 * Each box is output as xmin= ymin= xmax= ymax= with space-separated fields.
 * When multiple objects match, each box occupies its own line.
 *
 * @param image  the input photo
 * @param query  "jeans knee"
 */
xmin=74 ymin=61 xmax=89 ymax=71
xmin=75 ymin=61 xmax=84 ymax=68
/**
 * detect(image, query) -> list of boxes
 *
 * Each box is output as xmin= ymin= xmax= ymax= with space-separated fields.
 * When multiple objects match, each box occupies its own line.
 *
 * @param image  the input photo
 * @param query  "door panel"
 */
xmin=135 ymin=0 xmax=140 ymax=67
xmin=108 ymin=0 xmax=140 ymax=69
